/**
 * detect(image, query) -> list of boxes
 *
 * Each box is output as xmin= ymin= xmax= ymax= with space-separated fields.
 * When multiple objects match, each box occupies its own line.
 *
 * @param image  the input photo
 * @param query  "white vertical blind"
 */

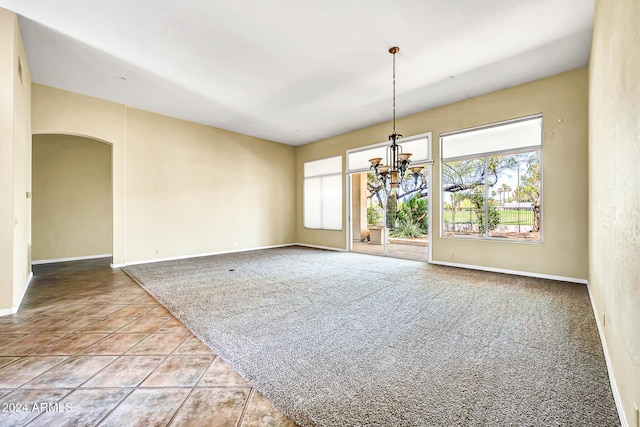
xmin=304 ymin=156 xmax=341 ymax=178
xmin=442 ymin=116 xmax=542 ymax=159
xmin=303 ymin=156 xmax=342 ymax=230
xmin=320 ymin=174 xmax=342 ymax=230
xmin=347 ymin=134 xmax=431 ymax=172
xmin=303 ymin=177 xmax=322 ymax=229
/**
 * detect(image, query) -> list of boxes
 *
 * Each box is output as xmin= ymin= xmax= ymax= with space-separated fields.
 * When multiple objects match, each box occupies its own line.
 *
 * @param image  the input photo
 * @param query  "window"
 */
xmin=304 ymin=156 xmax=342 ymax=230
xmin=441 ymin=115 xmax=542 ymax=241
xmin=346 ymin=134 xmax=430 ymax=172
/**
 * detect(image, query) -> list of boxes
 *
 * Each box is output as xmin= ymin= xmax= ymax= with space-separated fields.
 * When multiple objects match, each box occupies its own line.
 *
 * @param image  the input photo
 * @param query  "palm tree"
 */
xmin=500 ymin=183 xmax=511 ymax=205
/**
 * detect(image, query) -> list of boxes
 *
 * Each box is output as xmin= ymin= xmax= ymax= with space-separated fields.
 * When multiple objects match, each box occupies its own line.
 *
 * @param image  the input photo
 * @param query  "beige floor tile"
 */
xmin=144 ymin=306 xmax=172 ymax=317
xmin=82 ymin=355 xmax=165 ymax=388
xmin=75 ymin=317 xmax=137 ymax=333
xmin=61 ymin=304 xmax=111 ymax=317
xmin=0 ymin=334 xmax=66 ymax=356
xmin=99 ymin=388 xmax=190 ymax=427
xmin=1 ymin=259 xmax=296 ymax=426
xmin=157 ymin=318 xmax=190 ymax=333
xmin=87 ymin=304 xmax=131 ymax=317
xmin=28 ymin=388 xmax=131 ymax=427
xmin=30 ymin=333 xmax=108 ymax=355
xmin=0 ymin=318 xmax=28 ymax=331
xmin=0 ymin=333 xmax=28 ymax=346
xmin=173 ymin=335 xmax=215 ymax=355
xmin=128 ymin=294 xmax=159 ymax=305
xmin=0 ymin=388 xmax=71 ymax=426
xmin=241 ymin=390 xmax=298 ymax=427
xmin=116 ymin=316 xmax=171 ymax=334
xmin=22 ymin=355 xmax=116 ymax=388
xmin=79 ymin=333 xmax=147 ymax=355
xmin=0 ymin=356 xmax=67 ymax=388
xmin=141 ymin=355 xmax=213 ymax=387
xmin=1 ymin=318 xmax=61 ymax=333
xmin=126 ymin=333 xmax=188 ymax=355
xmin=35 ymin=317 xmax=100 ymax=334
xmin=0 ymin=357 xmax=20 ymax=369
xmin=109 ymin=304 xmax=157 ymax=317
xmin=198 ymin=357 xmax=250 ymax=387
xmin=170 ymin=387 xmax=250 ymax=427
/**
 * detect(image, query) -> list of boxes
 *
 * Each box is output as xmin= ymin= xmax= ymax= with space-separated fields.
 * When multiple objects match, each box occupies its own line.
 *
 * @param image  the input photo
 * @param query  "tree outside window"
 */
xmin=441 ymin=116 xmax=542 ymax=241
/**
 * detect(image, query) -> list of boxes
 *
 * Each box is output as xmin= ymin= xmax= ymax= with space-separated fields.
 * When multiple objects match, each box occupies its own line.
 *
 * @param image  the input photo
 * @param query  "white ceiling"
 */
xmin=0 ymin=0 xmax=594 ymax=146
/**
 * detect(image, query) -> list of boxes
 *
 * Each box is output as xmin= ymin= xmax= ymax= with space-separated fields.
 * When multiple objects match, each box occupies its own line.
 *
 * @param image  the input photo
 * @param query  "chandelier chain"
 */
xmin=392 ymin=49 xmax=396 ymax=133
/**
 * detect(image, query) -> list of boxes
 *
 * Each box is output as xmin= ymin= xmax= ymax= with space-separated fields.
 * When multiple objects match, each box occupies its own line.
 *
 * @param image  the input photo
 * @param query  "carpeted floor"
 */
xmin=123 ymin=246 xmax=620 ymax=426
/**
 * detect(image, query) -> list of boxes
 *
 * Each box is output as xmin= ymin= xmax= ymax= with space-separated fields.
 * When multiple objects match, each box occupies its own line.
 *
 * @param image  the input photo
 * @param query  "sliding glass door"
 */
xmin=347 ymin=133 xmax=432 ymax=261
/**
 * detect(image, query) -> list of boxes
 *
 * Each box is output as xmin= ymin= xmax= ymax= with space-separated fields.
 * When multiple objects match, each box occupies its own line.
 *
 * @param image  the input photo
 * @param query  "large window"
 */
xmin=441 ymin=115 xmax=542 ymax=241
xmin=304 ymin=156 xmax=342 ymax=230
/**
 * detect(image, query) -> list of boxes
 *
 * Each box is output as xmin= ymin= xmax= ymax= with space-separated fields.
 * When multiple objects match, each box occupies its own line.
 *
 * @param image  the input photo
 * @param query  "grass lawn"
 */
xmin=443 ymin=209 xmax=534 ymax=225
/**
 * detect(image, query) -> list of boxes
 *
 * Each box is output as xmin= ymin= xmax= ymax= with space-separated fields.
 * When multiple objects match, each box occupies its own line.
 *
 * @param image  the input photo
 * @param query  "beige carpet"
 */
xmin=123 ymin=246 xmax=620 ymax=426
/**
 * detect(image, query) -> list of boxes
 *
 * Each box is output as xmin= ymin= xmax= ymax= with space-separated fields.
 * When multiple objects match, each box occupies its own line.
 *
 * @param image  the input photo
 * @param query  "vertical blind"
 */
xmin=441 ymin=116 xmax=542 ymax=160
xmin=303 ymin=156 xmax=342 ymax=230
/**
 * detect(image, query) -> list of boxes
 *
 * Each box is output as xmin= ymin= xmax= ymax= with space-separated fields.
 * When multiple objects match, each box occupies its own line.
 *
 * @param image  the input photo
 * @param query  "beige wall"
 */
xmin=0 ymin=9 xmax=32 ymax=314
xmin=32 ymin=85 xmax=296 ymax=265
xmin=125 ymin=108 xmax=296 ymax=262
xmin=32 ymin=134 xmax=112 ymax=261
xmin=31 ymin=84 xmax=127 ymax=264
xmin=297 ymin=68 xmax=589 ymax=281
xmin=589 ymin=0 xmax=640 ymax=424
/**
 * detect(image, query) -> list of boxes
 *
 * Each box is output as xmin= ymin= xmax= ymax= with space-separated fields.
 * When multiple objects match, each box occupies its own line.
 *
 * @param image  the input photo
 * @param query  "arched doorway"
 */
xmin=31 ymin=134 xmax=113 ymax=263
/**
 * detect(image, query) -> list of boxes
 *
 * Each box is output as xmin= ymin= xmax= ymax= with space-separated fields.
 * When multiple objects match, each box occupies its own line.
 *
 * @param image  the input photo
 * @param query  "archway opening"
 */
xmin=32 ymin=134 xmax=113 ymax=264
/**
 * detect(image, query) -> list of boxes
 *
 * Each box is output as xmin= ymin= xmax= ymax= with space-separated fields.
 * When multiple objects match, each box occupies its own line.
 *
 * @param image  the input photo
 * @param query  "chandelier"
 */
xmin=369 ymin=46 xmax=424 ymax=189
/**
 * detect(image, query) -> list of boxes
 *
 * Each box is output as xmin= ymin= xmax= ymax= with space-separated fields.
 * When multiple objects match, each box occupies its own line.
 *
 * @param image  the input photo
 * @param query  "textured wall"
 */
xmin=589 ymin=0 xmax=640 ymax=424
xmin=296 ymin=68 xmax=589 ymax=281
xmin=124 ymin=108 xmax=296 ymax=263
xmin=31 ymin=84 xmax=127 ymax=264
xmin=0 ymin=8 xmax=32 ymax=314
xmin=32 ymin=85 xmax=296 ymax=265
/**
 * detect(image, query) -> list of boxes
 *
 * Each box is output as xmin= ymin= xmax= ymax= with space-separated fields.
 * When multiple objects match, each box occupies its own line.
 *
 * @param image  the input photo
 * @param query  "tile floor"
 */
xmin=0 ymin=258 xmax=297 ymax=427
xmin=351 ymin=240 xmax=428 ymax=260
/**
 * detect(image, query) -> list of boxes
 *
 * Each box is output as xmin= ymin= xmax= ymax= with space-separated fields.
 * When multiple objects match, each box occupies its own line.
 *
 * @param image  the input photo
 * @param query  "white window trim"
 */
xmin=440 ymin=115 xmax=543 ymax=242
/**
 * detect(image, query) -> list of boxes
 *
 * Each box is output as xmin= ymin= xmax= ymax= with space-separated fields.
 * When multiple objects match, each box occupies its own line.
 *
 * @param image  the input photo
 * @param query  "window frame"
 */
xmin=440 ymin=115 xmax=543 ymax=242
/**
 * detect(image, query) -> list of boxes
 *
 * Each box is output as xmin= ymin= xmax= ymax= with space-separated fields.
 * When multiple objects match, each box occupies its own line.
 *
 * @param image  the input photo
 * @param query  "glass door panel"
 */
xmin=350 ymin=172 xmax=386 ymax=257
xmin=350 ymin=168 xmax=429 ymax=261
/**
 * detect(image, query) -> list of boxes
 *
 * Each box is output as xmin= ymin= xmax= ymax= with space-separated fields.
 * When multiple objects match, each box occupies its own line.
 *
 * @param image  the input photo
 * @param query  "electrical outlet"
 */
xmin=155 ymin=249 xmax=159 ymax=255
xmin=603 ymin=312 xmax=606 ymax=327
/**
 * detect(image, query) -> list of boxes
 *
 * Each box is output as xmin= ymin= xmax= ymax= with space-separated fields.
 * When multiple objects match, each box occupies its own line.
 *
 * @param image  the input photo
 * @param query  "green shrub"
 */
xmin=390 ymin=219 xmax=425 ymax=238
xmin=397 ymin=195 xmax=428 ymax=233
xmin=467 ymin=191 xmax=500 ymax=233
xmin=367 ymin=206 xmax=382 ymax=225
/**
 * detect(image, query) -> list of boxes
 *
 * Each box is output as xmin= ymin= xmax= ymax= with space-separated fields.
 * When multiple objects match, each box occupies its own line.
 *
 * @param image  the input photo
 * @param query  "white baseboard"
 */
xmin=429 ymin=260 xmax=587 ymax=284
xmin=0 ymin=307 xmax=14 ymax=316
xmin=0 ymin=271 xmax=33 ymax=317
xmin=292 ymin=243 xmax=346 ymax=252
xmin=586 ymin=282 xmax=628 ymax=427
xmin=118 ymin=244 xmax=295 ymax=267
xmin=32 ymin=254 xmax=112 ymax=265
